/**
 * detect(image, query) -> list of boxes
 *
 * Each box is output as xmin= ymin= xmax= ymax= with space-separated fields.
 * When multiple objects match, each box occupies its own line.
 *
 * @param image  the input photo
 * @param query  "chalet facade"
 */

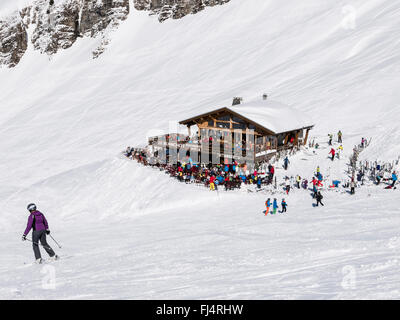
xmin=147 ymin=97 xmax=314 ymax=167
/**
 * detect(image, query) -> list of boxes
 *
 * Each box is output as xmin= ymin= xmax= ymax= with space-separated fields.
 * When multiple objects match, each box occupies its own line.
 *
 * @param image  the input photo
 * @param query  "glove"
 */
xmin=22 ymin=235 xmax=26 ymax=241
xmin=46 ymin=230 xmax=50 ymax=235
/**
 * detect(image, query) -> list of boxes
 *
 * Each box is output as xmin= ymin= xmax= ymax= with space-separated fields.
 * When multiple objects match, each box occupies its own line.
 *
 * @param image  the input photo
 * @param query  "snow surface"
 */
xmin=0 ymin=0 xmax=33 ymax=17
xmin=0 ymin=0 xmax=399 ymax=299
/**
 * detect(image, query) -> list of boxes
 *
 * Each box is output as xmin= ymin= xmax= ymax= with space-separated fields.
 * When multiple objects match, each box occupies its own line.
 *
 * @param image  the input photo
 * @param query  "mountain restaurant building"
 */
xmin=148 ymin=98 xmax=314 ymax=166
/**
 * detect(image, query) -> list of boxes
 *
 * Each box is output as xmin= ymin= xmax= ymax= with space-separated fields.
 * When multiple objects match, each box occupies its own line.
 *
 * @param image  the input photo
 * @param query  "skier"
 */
xmin=336 ymin=145 xmax=343 ymax=159
xmin=316 ymin=192 xmax=324 ymax=207
xmin=329 ymin=148 xmax=335 ymax=161
xmin=125 ymin=146 xmax=132 ymax=158
xmin=268 ymin=164 xmax=275 ymax=182
xmin=272 ymin=198 xmax=278 ymax=215
xmin=391 ymin=171 xmax=398 ymax=187
xmin=361 ymin=137 xmax=366 ymax=148
xmin=22 ymin=204 xmax=58 ymax=263
xmin=316 ymin=171 xmax=323 ymax=182
xmin=328 ymin=134 xmax=333 ymax=146
xmin=281 ymin=199 xmax=287 ymax=213
xmin=350 ymin=179 xmax=355 ymax=195
xmin=265 ymin=198 xmax=271 ymax=216
xmin=376 ymin=172 xmax=382 ymax=185
xmin=285 ymin=178 xmax=291 ymax=195
xmin=283 ymin=156 xmax=290 ymax=170
xmin=302 ymin=178 xmax=308 ymax=190
xmin=312 ymin=181 xmax=318 ymax=198
xmin=209 ymin=175 xmax=216 ymax=191
xmin=256 ymin=176 xmax=262 ymax=189
xmin=338 ymin=130 xmax=343 ymax=143
xmin=295 ymin=175 xmax=300 ymax=188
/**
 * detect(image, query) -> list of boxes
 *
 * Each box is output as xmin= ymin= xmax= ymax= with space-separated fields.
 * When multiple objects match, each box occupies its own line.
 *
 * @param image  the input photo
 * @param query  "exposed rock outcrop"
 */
xmin=0 ymin=13 xmax=29 ymax=67
xmin=0 ymin=0 xmax=230 ymax=68
xmin=31 ymin=0 xmax=129 ymax=55
xmin=0 ymin=0 xmax=130 ymax=67
xmin=134 ymin=0 xmax=231 ymax=22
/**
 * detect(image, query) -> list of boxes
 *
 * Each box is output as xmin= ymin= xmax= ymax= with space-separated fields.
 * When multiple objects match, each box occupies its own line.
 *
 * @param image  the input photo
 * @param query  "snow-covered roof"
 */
xmin=229 ymin=100 xmax=314 ymax=134
xmin=180 ymin=99 xmax=314 ymax=135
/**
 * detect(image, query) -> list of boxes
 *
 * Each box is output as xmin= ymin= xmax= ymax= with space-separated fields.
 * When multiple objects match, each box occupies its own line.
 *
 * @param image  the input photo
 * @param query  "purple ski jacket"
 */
xmin=24 ymin=210 xmax=49 ymax=236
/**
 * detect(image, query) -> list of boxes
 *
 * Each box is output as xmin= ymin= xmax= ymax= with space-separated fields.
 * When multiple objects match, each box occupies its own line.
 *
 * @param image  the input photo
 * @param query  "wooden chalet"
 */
xmin=148 ymin=97 xmax=314 ymax=166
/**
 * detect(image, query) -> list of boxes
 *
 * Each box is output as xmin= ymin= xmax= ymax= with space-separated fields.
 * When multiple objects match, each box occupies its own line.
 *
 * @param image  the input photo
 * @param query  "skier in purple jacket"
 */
xmin=22 ymin=203 xmax=58 ymax=263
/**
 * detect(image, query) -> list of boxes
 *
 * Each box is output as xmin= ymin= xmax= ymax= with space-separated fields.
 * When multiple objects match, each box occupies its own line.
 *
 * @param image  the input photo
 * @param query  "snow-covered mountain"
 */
xmin=0 ymin=0 xmax=399 ymax=299
xmin=0 ymin=0 xmax=230 ymax=67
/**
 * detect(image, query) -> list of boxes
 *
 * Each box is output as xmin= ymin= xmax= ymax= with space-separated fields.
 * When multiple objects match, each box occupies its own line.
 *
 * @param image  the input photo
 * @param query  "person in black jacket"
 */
xmin=316 ymin=192 xmax=324 ymax=206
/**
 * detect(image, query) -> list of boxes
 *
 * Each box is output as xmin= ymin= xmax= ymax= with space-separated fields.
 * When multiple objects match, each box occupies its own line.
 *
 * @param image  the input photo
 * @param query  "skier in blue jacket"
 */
xmin=272 ymin=198 xmax=278 ymax=214
xmin=283 ymin=157 xmax=290 ymax=170
xmin=281 ymin=199 xmax=287 ymax=213
xmin=257 ymin=177 xmax=262 ymax=189
xmin=392 ymin=172 xmax=398 ymax=187
xmin=265 ymin=198 xmax=271 ymax=215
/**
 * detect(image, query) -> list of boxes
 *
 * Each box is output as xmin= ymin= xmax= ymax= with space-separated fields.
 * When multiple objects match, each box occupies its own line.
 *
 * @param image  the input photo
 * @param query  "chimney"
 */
xmin=232 ymin=97 xmax=243 ymax=106
xmin=263 ymin=93 xmax=268 ymax=100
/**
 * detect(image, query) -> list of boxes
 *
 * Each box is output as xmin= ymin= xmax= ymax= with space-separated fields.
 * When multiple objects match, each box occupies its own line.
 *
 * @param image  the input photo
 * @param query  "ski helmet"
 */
xmin=27 ymin=203 xmax=37 ymax=212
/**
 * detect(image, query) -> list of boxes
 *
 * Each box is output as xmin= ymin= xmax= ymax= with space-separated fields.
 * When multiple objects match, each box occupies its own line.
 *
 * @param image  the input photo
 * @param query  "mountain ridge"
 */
xmin=0 ymin=0 xmax=231 ymax=67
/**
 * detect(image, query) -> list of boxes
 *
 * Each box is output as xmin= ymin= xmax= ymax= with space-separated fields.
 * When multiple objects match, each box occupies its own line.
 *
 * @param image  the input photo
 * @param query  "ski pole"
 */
xmin=49 ymin=234 xmax=62 ymax=249
xmin=25 ymin=238 xmax=42 ymax=246
xmin=25 ymin=238 xmax=53 ymax=251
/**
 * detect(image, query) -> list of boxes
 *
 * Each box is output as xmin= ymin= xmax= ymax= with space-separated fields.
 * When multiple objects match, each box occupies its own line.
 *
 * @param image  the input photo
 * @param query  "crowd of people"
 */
xmin=125 ymin=129 xmax=398 ymax=212
xmin=125 ymin=146 xmax=277 ymax=192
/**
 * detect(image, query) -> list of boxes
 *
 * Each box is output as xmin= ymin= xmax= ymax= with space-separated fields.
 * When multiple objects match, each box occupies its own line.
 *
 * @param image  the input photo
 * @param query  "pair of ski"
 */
xmin=263 ymin=210 xmax=281 ymax=215
xmin=22 ymin=255 xmax=71 ymax=267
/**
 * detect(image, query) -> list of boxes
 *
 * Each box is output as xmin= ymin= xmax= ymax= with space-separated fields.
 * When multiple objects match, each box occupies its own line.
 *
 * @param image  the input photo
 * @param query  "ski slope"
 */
xmin=0 ymin=0 xmax=399 ymax=299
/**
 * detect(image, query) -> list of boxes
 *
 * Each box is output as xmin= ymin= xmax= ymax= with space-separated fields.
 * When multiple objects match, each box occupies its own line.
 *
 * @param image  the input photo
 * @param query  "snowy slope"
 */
xmin=0 ymin=0 xmax=32 ymax=16
xmin=0 ymin=0 xmax=399 ymax=299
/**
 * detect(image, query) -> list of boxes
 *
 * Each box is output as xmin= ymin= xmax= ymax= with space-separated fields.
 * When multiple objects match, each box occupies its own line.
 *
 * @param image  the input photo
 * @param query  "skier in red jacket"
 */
xmin=209 ymin=176 xmax=216 ymax=191
xmin=329 ymin=148 xmax=335 ymax=161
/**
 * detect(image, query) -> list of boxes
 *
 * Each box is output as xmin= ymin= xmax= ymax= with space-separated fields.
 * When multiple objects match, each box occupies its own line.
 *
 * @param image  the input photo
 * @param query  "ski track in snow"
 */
xmin=0 ymin=0 xmax=400 ymax=299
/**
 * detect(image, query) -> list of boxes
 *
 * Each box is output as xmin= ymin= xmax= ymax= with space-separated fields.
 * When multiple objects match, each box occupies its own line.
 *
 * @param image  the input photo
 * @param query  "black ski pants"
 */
xmin=32 ymin=230 xmax=55 ymax=260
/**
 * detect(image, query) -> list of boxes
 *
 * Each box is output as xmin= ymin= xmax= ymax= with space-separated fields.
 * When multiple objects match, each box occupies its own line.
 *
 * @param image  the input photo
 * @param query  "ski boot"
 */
xmin=49 ymin=255 xmax=59 ymax=261
xmin=35 ymin=258 xmax=43 ymax=264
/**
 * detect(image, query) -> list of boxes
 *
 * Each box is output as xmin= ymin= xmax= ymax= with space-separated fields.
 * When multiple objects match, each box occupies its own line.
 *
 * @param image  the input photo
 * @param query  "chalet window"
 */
xmin=233 ymin=123 xmax=246 ymax=130
xmin=248 ymin=124 xmax=256 ymax=130
xmin=208 ymin=120 xmax=214 ymax=127
xmin=216 ymin=122 xmax=230 ymax=129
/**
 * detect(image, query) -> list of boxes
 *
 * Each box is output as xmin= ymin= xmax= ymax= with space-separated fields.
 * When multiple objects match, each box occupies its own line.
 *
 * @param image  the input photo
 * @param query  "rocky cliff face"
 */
xmin=134 ymin=0 xmax=231 ymax=22
xmin=0 ymin=13 xmax=28 ymax=68
xmin=0 ymin=0 xmax=130 ymax=66
xmin=0 ymin=0 xmax=230 ymax=68
xmin=30 ymin=0 xmax=130 ymax=55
